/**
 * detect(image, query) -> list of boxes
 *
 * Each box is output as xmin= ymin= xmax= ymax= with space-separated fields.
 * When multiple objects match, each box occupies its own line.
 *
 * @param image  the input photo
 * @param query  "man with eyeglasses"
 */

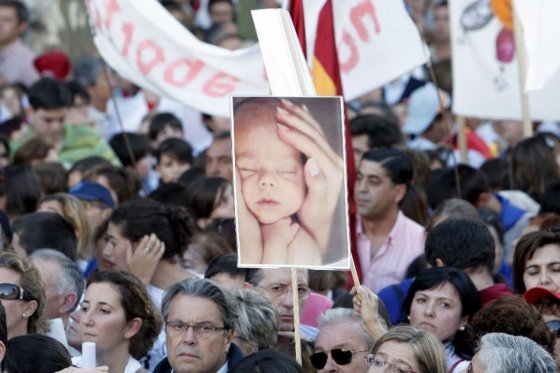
xmin=310 ymin=308 xmax=373 ymax=372
xmin=246 ymin=268 xmax=317 ymax=347
xmin=153 ymin=278 xmax=244 ymax=373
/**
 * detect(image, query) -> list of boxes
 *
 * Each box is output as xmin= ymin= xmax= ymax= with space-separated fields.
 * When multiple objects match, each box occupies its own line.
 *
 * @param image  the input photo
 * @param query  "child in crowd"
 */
xmin=156 ymin=138 xmax=193 ymax=184
xmin=234 ymin=97 xmax=321 ymax=266
xmin=148 ymin=112 xmax=184 ymax=149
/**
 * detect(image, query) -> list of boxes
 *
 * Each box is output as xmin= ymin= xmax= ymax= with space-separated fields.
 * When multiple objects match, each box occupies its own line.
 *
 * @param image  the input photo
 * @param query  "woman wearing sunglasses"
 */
xmin=73 ymin=270 xmax=162 ymax=373
xmin=367 ymin=325 xmax=447 ymax=373
xmin=0 ymin=251 xmax=48 ymax=339
xmin=402 ymin=267 xmax=481 ymax=373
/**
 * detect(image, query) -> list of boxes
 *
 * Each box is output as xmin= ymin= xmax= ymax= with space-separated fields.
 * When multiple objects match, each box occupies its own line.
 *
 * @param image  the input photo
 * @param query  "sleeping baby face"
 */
xmin=235 ymin=114 xmax=305 ymax=225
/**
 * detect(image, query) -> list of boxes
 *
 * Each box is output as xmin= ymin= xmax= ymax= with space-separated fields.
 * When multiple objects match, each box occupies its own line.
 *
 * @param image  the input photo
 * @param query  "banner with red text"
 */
xmin=86 ymin=0 xmax=426 ymax=116
xmin=449 ymin=0 xmax=560 ymax=120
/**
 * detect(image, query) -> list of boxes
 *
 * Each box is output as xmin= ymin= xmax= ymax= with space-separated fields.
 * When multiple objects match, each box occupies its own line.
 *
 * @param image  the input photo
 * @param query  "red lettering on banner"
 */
xmin=163 ymin=59 xmax=205 ymax=87
xmin=121 ymin=22 xmax=134 ymax=57
xmin=202 ymin=72 xmax=240 ymax=97
xmin=339 ymin=30 xmax=359 ymax=73
xmin=136 ymin=40 xmax=165 ymax=75
xmin=351 ymin=1 xmax=381 ymax=42
xmin=104 ymin=0 xmax=120 ymax=31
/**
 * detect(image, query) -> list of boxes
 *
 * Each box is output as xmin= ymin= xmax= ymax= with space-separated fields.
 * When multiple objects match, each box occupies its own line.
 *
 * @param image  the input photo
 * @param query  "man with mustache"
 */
xmin=153 ymin=278 xmax=243 ymax=373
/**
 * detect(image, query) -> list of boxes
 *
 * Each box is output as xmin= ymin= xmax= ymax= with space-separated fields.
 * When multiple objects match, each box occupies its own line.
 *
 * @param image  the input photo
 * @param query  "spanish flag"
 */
xmin=290 ymin=0 xmax=360 ymax=285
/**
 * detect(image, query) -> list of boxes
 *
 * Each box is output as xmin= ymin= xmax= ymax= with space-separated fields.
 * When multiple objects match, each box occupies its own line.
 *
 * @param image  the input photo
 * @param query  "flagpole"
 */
xmin=456 ymin=116 xmax=468 ymax=163
xmin=512 ymin=3 xmax=533 ymax=138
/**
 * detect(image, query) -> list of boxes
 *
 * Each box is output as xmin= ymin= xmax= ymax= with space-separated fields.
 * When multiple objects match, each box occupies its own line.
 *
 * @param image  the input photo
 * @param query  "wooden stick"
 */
xmin=512 ymin=4 xmax=533 ymax=138
xmin=350 ymin=257 xmax=361 ymax=288
xmin=291 ymin=267 xmax=302 ymax=365
xmin=456 ymin=116 xmax=468 ymax=163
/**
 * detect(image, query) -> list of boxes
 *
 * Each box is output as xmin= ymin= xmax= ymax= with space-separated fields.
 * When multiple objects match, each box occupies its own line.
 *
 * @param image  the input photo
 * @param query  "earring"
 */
xmin=407 ymin=315 xmax=411 ymax=321
xmin=459 ymin=326 xmax=465 ymax=331
xmin=21 ymin=313 xmax=26 ymax=319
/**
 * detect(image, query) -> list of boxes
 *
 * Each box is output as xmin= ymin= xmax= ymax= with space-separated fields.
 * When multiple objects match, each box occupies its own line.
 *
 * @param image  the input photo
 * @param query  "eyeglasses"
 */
xmin=309 ymin=348 xmax=368 ymax=369
xmin=0 ymin=283 xmax=29 ymax=301
xmin=366 ymin=354 xmax=417 ymax=373
xmin=253 ymin=283 xmax=310 ymax=299
xmin=165 ymin=321 xmax=227 ymax=339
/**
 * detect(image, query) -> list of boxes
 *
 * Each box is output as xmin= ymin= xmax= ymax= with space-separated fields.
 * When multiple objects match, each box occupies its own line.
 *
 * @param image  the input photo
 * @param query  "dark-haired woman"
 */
xmin=74 ymin=270 xmax=162 ymax=373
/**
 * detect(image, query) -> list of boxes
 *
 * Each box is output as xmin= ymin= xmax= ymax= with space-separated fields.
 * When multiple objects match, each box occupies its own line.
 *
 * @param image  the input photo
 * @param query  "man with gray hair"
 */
xmin=29 ymin=249 xmax=83 ymax=354
xmin=153 ymin=278 xmax=244 ymax=373
xmin=470 ymin=333 xmax=557 ymax=373
xmin=229 ymin=289 xmax=280 ymax=356
xmin=310 ymin=308 xmax=374 ymax=373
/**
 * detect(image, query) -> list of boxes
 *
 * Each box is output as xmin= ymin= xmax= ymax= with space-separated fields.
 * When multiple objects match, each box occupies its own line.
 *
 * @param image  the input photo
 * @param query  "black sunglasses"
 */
xmin=309 ymin=348 xmax=368 ymax=370
xmin=0 ymin=283 xmax=29 ymax=300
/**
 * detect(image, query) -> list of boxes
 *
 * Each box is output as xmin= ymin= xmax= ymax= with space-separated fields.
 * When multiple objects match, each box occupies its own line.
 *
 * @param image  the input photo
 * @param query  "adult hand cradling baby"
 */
xmin=275 ymin=99 xmax=345 ymax=254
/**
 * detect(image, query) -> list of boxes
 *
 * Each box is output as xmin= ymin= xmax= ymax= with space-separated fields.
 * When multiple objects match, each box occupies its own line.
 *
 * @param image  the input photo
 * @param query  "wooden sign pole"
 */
xmin=512 ymin=4 xmax=533 ymax=138
xmin=291 ymin=268 xmax=303 ymax=365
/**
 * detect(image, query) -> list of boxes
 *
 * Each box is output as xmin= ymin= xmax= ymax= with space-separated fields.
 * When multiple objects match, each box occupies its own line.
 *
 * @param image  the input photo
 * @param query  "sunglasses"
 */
xmin=309 ymin=348 xmax=368 ymax=370
xmin=0 ymin=283 xmax=29 ymax=300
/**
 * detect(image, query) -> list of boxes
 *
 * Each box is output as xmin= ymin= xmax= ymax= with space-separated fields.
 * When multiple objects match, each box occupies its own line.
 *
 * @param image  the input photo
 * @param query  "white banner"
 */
xmin=86 ymin=0 xmax=426 ymax=116
xmin=332 ymin=0 xmax=428 ymax=99
xmin=513 ymin=0 xmax=560 ymax=92
xmin=449 ymin=0 xmax=560 ymax=121
xmin=86 ymin=0 xmax=269 ymax=117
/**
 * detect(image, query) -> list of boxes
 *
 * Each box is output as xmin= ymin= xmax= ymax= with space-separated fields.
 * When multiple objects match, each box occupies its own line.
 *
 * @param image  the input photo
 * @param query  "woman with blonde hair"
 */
xmin=37 ymin=193 xmax=93 ymax=270
xmin=367 ymin=325 xmax=447 ymax=373
xmin=0 ymin=251 xmax=48 ymax=339
xmin=38 ymin=193 xmax=92 ymax=267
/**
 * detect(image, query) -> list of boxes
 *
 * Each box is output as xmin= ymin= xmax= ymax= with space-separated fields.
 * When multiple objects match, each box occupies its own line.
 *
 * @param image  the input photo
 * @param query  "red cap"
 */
xmin=34 ymin=51 xmax=71 ymax=80
xmin=524 ymin=287 xmax=560 ymax=304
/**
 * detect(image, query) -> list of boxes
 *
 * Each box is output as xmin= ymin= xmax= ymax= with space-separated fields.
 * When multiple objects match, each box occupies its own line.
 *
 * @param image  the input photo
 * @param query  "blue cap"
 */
xmin=403 ymin=82 xmax=451 ymax=135
xmin=69 ymin=180 xmax=115 ymax=209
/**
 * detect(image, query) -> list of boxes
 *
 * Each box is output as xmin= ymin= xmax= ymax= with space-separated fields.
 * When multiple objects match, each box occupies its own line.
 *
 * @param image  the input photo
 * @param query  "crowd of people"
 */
xmin=0 ymin=0 xmax=558 ymax=372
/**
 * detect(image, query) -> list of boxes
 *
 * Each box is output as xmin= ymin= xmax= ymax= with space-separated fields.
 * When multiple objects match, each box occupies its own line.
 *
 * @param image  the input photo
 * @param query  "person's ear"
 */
xmin=124 ymin=317 xmax=142 ymax=339
xmin=394 ymin=183 xmax=407 ymax=204
xmin=244 ymin=281 xmax=255 ymax=290
xmin=16 ymin=21 xmax=28 ymax=35
xmin=458 ymin=315 xmax=469 ymax=331
xmin=477 ymin=192 xmax=491 ymax=207
xmin=435 ymin=258 xmax=445 ymax=267
xmin=197 ymin=218 xmax=209 ymax=229
xmin=224 ymin=328 xmax=234 ymax=353
xmin=0 ymin=340 xmax=6 ymax=363
xmin=59 ymin=292 xmax=78 ymax=315
xmin=101 ymin=208 xmax=113 ymax=221
xmin=22 ymin=300 xmax=38 ymax=319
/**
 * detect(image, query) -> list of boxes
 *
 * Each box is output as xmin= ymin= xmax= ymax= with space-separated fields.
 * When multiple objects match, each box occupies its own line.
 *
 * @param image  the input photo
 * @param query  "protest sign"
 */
xmin=513 ymin=0 xmax=560 ymax=92
xmin=232 ymin=96 xmax=350 ymax=269
xmin=86 ymin=0 xmax=426 ymax=116
xmin=449 ymin=0 xmax=560 ymax=121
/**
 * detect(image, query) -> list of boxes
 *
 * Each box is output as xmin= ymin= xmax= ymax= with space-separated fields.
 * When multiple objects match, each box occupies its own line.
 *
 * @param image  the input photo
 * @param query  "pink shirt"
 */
xmin=357 ymin=211 xmax=425 ymax=293
xmin=0 ymin=39 xmax=39 ymax=87
xmin=301 ymin=292 xmax=333 ymax=327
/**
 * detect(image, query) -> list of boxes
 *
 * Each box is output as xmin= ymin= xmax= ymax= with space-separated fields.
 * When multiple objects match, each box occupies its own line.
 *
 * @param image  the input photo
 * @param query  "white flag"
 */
xmin=513 ymin=0 xmax=560 ymax=92
xmin=449 ymin=0 xmax=560 ymax=121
